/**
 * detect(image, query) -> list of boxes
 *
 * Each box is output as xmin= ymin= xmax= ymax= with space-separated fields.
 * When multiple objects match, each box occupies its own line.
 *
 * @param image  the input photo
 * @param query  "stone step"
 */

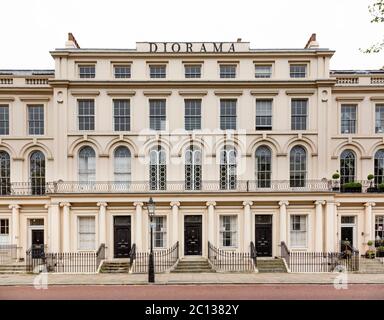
xmin=171 ymin=269 xmax=216 ymax=273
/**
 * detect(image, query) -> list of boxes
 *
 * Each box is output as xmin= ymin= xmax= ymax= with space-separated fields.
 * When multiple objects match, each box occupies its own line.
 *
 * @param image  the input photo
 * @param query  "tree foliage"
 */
xmin=363 ymin=0 xmax=384 ymax=53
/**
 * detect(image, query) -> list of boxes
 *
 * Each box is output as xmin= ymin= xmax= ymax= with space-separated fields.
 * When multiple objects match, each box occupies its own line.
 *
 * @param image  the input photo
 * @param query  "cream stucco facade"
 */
xmin=0 ymin=34 xmax=384 ymax=261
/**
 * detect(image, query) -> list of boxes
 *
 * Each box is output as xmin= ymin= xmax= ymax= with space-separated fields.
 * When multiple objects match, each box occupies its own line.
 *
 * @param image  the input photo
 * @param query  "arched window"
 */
xmin=220 ymin=145 xmax=237 ymax=190
xmin=185 ymin=146 xmax=202 ymax=190
xmin=0 ymin=151 xmax=10 ymax=195
xmin=255 ymin=146 xmax=271 ymax=188
xmin=114 ymin=146 xmax=131 ymax=183
xmin=30 ymin=151 xmax=45 ymax=195
xmin=374 ymin=150 xmax=384 ymax=186
xmin=149 ymin=146 xmax=166 ymax=190
xmin=290 ymin=146 xmax=306 ymax=187
xmin=78 ymin=146 xmax=96 ymax=183
xmin=340 ymin=150 xmax=356 ymax=185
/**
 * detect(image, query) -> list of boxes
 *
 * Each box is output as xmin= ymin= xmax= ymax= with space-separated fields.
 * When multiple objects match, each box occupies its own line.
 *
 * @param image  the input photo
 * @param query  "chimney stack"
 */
xmin=304 ymin=33 xmax=319 ymax=49
xmin=65 ymin=33 xmax=80 ymax=49
xmin=237 ymin=38 xmax=242 ymax=42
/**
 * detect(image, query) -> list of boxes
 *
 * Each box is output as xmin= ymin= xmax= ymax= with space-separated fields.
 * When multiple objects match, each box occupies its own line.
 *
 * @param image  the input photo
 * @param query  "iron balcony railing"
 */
xmin=2 ymin=179 xmax=384 ymax=195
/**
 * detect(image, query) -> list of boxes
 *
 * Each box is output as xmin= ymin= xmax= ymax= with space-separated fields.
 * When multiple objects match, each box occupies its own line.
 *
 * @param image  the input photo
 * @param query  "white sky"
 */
xmin=0 ymin=0 xmax=383 ymax=70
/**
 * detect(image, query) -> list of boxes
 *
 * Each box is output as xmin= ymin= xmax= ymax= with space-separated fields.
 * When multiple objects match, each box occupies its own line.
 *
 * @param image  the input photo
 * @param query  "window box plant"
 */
xmin=378 ymin=183 xmax=384 ymax=193
xmin=365 ymin=250 xmax=376 ymax=259
xmin=331 ymin=172 xmax=340 ymax=191
xmin=366 ymin=174 xmax=378 ymax=192
xmin=376 ymin=246 xmax=384 ymax=258
xmin=375 ymin=239 xmax=384 ymax=248
xmin=341 ymin=182 xmax=362 ymax=193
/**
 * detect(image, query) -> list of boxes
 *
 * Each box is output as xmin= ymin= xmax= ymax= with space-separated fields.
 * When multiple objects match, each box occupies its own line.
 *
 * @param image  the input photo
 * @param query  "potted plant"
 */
xmin=331 ymin=171 xmax=340 ymax=191
xmin=378 ymin=183 xmax=384 ymax=193
xmin=376 ymin=246 xmax=384 ymax=258
xmin=365 ymin=250 xmax=376 ymax=259
xmin=341 ymin=182 xmax=362 ymax=193
xmin=367 ymin=174 xmax=377 ymax=192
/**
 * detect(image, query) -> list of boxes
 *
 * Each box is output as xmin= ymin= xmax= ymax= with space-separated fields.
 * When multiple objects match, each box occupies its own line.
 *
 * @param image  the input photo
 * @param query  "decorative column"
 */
xmin=326 ymin=201 xmax=339 ymax=252
xmin=314 ymin=200 xmax=325 ymax=252
xmin=47 ymin=203 xmax=60 ymax=252
xmin=279 ymin=201 xmax=289 ymax=244
xmin=243 ymin=201 xmax=253 ymax=250
xmin=133 ymin=202 xmax=143 ymax=251
xmin=170 ymin=201 xmax=180 ymax=246
xmin=206 ymin=201 xmax=216 ymax=245
xmin=97 ymin=202 xmax=107 ymax=246
xmin=9 ymin=204 xmax=20 ymax=259
xmin=60 ymin=202 xmax=71 ymax=252
xmin=364 ymin=202 xmax=376 ymax=246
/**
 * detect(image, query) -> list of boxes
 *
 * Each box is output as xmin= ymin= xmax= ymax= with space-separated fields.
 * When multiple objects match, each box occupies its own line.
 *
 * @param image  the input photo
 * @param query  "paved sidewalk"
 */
xmin=0 ymin=272 xmax=384 ymax=286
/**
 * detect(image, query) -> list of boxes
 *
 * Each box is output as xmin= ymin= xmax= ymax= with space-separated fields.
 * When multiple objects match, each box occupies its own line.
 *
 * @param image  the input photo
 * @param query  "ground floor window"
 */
xmin=151 ymin=216 xmax=167 ymax=248
xmin=290 ymin=215 xmax=307 ymax=248
xmin=219 ymin=215 xmax=238 ymax=247
xmin=78 ymin=216 xmax=96 ymax=250
xmin=376 ymin=215 xmax=384 ymax=241
xmin=0 ymin=219 xmax=9 ymax=244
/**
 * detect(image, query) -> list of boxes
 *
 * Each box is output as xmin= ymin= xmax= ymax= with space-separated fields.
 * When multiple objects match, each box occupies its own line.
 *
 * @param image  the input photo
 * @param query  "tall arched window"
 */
xmin=149 ymin=146 xmax=166 ymax=190
xmin=375 ymin=149 xmax=384 ymax=186
xmin=340 ymin=150 xmax=356 ymax=185
xmin=30 ymin=151 xmax=45 ymax=195
xmin=255 ymin=146 xmax=271 ymax=188
xmin=0 ymin=151 xmax=10 ymax=195
xmin=185 ymin=146 xmax=202 ymax=190
xmin=290 ymin=146 xmax=306 ymax=187
xmin=114 ymin=146 xmax=131 ymax=183
xmin=220 ymin=145 xmax=237 ymax=190
xmin=78 ymin=146 xmax=96 ymax=183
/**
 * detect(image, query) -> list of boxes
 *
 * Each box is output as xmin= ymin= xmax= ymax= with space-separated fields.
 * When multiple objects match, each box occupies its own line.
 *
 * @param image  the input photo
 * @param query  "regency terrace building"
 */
xmin=0 ymin=33 xmax=384 ymax=264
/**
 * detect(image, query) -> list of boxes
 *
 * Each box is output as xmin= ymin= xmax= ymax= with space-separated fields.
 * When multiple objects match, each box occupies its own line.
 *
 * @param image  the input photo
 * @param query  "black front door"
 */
xmin=31 ymin=229 xmax=44 ymax=258
xmin=184 ymin=215 xmax=202 ymax=255
xmin=114 ymin=216 xmax=131 ymax=258
xmin=341 ymin=226 xmax=354 ymax=250
xmin=255 ymin=215 xmax=272 ymax=257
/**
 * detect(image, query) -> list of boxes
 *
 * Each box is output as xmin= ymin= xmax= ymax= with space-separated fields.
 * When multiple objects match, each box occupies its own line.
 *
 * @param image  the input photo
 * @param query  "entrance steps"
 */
xmin=358 ymin=258 xmax=384 ymax=274
xmin=99 ymin=260 xmax=130 ymax=273
xmin=171 ymin=257 xmax=215 ymax=273
xmin=256 ymin=258 xmax=287 ymax=273
xmin=0 ymin=262 xmax=27 ymax=274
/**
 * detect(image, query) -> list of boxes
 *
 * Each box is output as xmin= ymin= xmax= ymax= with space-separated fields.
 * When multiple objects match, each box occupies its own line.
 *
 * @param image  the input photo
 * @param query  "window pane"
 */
xmin=291 ymin=99 xmax=307 ymax=130
xmin=78 ymin=100 xmax=95 ymax=131
xmin=376 ymin=104 xmax=384 ymax=133
xmin=79 ymin=65 xmax=95 ymax=78
xmin=341 ymin=105 xmax=356 ymax=134
xmin=114 ymin=65 xmax=131 ymax=78
xmin=0 ymin=105 xmax=9 ymax=135
xmin=0 ymin=151 xmax=11 ymax=195
xmin=185 ymin=65 xmax=201 ymax=78
xmin=28 ymin=105 xmax=44 ymax=135
xmin=30 ymin=151 xmax=45 ymax=195
xmin=290 ymin=64 xmax=306 ymax=78
xmin=150 ymin=65 xmax=166 ymax=78
xmin=78 ymin=217 xmax=96 ymax=250
xmin=185 ymin=99 xmax=201 ymax=130
xmin=256 ymin=100 xmax=272 ymax=130
xmin=149 ymin=99 xmax=166 ymax=130
xmin=340 ymin=150 xmax=355 ymax=184
xmin=185 ymin=147 xmax=202 ymax=190
xmin=255 ymin=146 xmax=271 ymax=188
xmin=290 ymin=146 xmax=306 ymax=187
xmin=220 ymin=65 xmax=236 ymax=78
xmin=220 ymin=215 xmax=237 ymax=247
xmin=375 ymin=149 xmax=384 ymax=185
xmin=79 ymin=147 xmax=96 ymax=183
xmin=255 ymin=65 xmax=272 ymax=78
xmin=220 ymin=99 xmax=237 ymax=130
xmin=114 ymin=146 xmax=131 ymax=183
xmin=151 ymin=216 xmax=166 ymax=248
xmin=290 ymin=215 xmax=307 ymax=247
xmin=149 ymin=147 xmax=167 ymax=190
xmin=220 ymin=146 xmax=237 ymax=190
xmin=113 ymin=99 xmax=130 ymax=131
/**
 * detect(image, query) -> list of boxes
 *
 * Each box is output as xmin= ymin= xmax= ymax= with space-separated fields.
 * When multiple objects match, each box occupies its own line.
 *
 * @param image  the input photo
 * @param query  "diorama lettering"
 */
xmin=148 ymin=42 xmax=236 ymax=53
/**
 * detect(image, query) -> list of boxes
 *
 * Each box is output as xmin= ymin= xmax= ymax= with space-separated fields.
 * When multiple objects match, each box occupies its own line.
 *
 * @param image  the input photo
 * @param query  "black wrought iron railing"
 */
xmin=0 ymin=244 xmax=17 ymax=265
xmin=26 ymin=244 xmax=104 ymax=273
xmin=280 ymin=241 xmax=359 ymax=273
xmin=208 ymin=241 xmax=255 ymax=272
xmin=131 ymin=242 xmax=179 ymax=273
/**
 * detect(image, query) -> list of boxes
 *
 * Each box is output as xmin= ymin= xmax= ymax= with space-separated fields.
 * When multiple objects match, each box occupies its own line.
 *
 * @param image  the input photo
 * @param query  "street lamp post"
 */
xmin=146 ymin=197 xmax=155 ymax=283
